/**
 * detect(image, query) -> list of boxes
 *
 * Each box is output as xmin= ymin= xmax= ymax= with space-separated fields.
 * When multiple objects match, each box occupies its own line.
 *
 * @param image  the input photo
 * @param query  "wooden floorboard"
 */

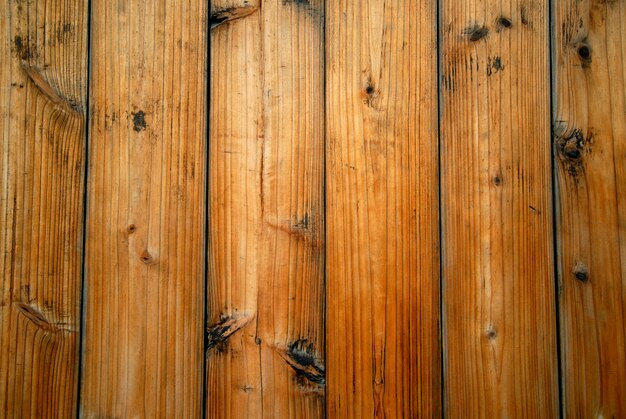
xmin=325 ymin=1 xmax=441 ymax=417
xmin=440 ymin=0 xmax=559 ymax=416
xmin=554 ymin=0 xmax=626 ymax=416
xmin=0 ymin=0 xmax=625 ymax=416
xmin=80 ymin=1 xmax=207 ymax=417
xmin=207 ymin=0 xmax=325 ymax=417
xmin=0 ymin=1 xmax=88 ymax=417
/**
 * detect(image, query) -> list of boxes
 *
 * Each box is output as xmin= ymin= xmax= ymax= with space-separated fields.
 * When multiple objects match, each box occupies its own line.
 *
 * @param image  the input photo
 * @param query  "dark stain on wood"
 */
xmin=577 ymin=43 xmax=592 ymax=68
xmin=13 ymin=35 xmax=38 ymax=60
xmin=486 ymin=324 xmax=497 ymax=340
xmin=276 ymin=339 xmax=325 ymax=387
xmin=555 ymin=128 xmax=591 ymax=179
xmin=520 ymin=5 xmax=530 ymax=26
xmin=206 ymin=313 xmax=254 ymax=353
xmin=443 ymin=66 xmax=457 ymax=92
xmin=497 ymin=16 xmax=512 ymax=31
xmin=487 ymin=56 xmax=504 ymax=76
xmin=131 ymin=111 xmax=147 ymax=132
xmin=573 ymin=262 xmax=589 ymax=283
xmin=362 ymin=78 xmax=379 ymax=108
xmin=139 ymin=249 xmax=154 ymax=264
xmin=464 ymin=24 xmax=489 ymax=42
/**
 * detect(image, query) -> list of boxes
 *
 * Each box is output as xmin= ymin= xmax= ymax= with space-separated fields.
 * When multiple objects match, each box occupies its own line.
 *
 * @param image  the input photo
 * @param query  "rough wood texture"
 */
xmin=554 ymin=0 xmax=626 ymax=416
xmin=0 ymin=1 xmax=87 ymax=417
xmin=440 ymin=1 xmax=559 ymax=417
xmin=325 ymin=1 xmax=440 ymax=417
xmin=207 ymin=0 xmax=325 ymax=417
xmin=80 ymin=1 xmax=207 ymax=417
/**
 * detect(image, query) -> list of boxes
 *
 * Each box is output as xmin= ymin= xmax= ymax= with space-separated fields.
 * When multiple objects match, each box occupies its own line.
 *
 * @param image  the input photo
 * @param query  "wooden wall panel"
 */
xmin=0 ymin=1 xmax=88 ymax=417
xmin=80 ymin=1 xmax=207 ymax=417
xmin=207 ymin=0 xmax=325 ymax=417
xmin=554 ymin=0 xmax=626 ymax=416
xmin=325 ymin=0 xmax=441 ymax=417
xmin=440 ymin=0 xmax=558 ymax=417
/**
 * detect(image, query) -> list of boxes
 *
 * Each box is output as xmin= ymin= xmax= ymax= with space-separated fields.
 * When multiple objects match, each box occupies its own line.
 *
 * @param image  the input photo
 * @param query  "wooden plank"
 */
xmin=207 ymin=0 xmax=325 ymax=417
xmin=80 ymin=1 xmax=207 ymax=417
xmin=440 ymin=1 xmax=558 ymax=417
xmin=325 ymin=0 xmax=440 ymax=416
xmin=554 ymin=0 xmax=626 ymax=416
xmin=0 ymin=1 xmax=88 ymax=417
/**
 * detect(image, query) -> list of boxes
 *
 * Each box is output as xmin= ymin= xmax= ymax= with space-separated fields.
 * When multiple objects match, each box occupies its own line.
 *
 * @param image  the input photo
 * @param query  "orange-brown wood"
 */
xmin=207 ymin=0 xmax=325 ymax=417
xmin=440 ymin=0 xmax=559 ymax=417
xmin=0 ymin=1 xmax=88 ymax=417
xmin=80 ymin=1 xmax=207 ymax=417
xmin=554 ymin=0 xmax=626 ymax=416
xmin=325 ymin=0 xmax=441 ymax=417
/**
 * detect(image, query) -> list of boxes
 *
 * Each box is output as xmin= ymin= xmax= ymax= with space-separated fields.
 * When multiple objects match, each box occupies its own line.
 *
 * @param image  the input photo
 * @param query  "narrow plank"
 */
xmin=80 ymin=1 xmax=207 ymax=417
xmin=325 ymin=0 xmax=440 ymax=416
xmin=554 ymin=0 xmax=626 ymax=416
xmin=440 ymin=1 xmax=558 ymax=417
xmin=0 ymin=1 xmax=88 ymax=417
xmin=207 ymin=0 xmax=325 ymax=417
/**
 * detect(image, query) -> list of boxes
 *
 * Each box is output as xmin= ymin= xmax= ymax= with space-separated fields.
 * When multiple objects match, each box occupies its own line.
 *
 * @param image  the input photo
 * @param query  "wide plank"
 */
xmin=80 ymin=1 xmax=207 ymax=417
xmin=554 ymin=0 xmax=626 ymax=416
xmin=440 ymin=0 xmax=559 ymax=416
xmin=207 ymin=0 xmax=325 ymax=417
xmin=325 ymin=0 xmax=441 ymax=416
xmin=0 ymin=1 xmax=88 ymax=417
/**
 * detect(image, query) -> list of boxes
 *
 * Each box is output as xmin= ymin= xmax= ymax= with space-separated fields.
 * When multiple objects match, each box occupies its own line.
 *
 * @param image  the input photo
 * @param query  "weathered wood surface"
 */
xmin=554 ymin=0 xmax=626 ymax=417
xmin=80 ymin=1 xmax=207 ymax=417
xmin=1 ymin=0 xmax=626 ymax=416
xmin=440 ymin=0 xmax=559 ymax=417
xmin=0 ymin=1 xmax=88 ymax=417
xmin=207 ymin=0 xmax=325 ymax=417
xmin=325 ymin=0 xmax=441 ymax=417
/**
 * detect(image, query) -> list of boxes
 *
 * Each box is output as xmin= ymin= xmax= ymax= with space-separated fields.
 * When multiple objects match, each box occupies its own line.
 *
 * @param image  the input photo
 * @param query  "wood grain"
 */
xmin=440 ymin=1 xmax=559 ymax=417
xmin=0 ymin=1 xmax=88 ymax=417
xmin=325 ymin=0 xmax=440 ymax=417
xmin=554 ymin=0 xmax=626 ymax=416
xmin=207 ymin=0 xmax=325 ymax=417
xmin=80 ymin=1 xmax=207 ymax=417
